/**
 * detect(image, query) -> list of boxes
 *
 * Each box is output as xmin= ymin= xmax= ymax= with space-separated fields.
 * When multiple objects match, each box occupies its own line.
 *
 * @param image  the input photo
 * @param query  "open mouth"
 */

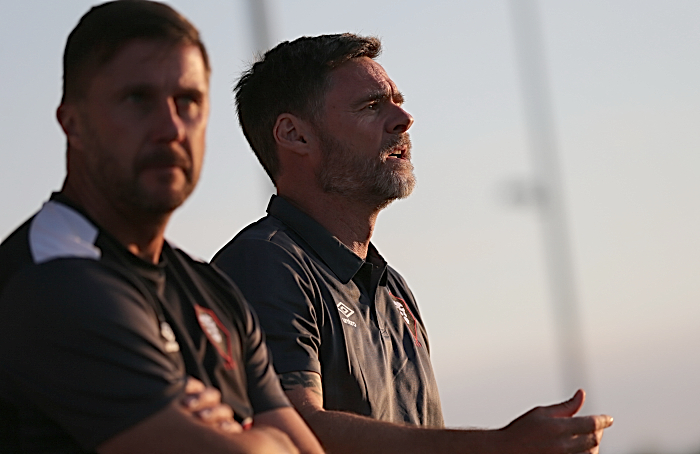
xmin=382 ymin=134 xmax=412 ymax=162
xmin=387 ymin=147 xmax=407 ymax=160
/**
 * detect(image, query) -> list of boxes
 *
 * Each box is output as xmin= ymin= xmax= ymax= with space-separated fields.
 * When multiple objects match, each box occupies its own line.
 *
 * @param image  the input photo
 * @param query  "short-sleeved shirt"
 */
xmin=0 ymin=193 xmax=290 ymax=453
xmin=213 ymin=195 xmax=444 ymax=427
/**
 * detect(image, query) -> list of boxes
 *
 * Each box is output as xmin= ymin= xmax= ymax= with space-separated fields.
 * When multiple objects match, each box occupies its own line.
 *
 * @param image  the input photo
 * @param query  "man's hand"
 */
xmin=277 ymin=371 xmax=611 ymax=454
xmin=181 ymin=377 xmax=243 ymax=433
xmin=99 ymin=388 xmax=303 ymax=454
xmin=499 ymin=389 xmax=613 ymax=454
xmin=179 ymin=377 xmax=320 ymax=453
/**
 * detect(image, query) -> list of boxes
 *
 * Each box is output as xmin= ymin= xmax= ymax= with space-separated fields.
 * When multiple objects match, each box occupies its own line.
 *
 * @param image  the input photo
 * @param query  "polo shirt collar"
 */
xmin=267 ymin=195 xmax=366 ymax=284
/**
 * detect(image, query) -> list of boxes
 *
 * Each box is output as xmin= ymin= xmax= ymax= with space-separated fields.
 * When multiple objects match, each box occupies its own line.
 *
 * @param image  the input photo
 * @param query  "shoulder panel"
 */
xmin=29 ymin=201 xmax=100 ymax=264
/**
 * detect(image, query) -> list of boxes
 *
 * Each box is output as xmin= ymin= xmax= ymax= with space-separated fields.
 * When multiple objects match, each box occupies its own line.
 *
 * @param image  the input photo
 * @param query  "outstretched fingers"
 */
xmin=556 ymin=415 xmax=612 ymax=454
xmin=563 ymin=430 xmax=607 ymax=454
xmin=567 ymin=414 xmax=614 ymax=436
xmin=502 ymin=391 xmax=613 ymax=454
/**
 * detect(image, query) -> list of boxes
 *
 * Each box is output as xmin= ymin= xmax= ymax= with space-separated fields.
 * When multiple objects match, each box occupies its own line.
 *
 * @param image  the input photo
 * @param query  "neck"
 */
xmin=62 ymin=180 xmax=169 ymax=264
xmin=280 ymin=190 xmax=383 ymax=260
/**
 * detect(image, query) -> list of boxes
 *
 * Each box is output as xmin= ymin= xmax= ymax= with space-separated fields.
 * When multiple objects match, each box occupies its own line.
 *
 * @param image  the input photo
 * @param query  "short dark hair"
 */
xmin=62 ymin=0 xmax=209 ymax=103
xmin=235 ymin=33 xmax=381 ymax=183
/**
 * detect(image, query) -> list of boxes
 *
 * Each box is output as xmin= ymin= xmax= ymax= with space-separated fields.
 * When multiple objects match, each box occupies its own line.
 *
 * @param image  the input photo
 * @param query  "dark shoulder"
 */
xmin=0 ymin=258 xmax=163 ymax=352
xmin=3 ymin=258 xmax=140 ymax=313
xmin=1 ymin=198 xmax=103 ymax=300
xmin=0 ymin=217 xmax=34 ymax=297
xmin=213 ymin=216 xmax=309 ymax=271
xmin=385 ymin=264 xmax=423 ymax=317
xmin=385 ymin=264 xmax=411 ymax=291
xmin=215 ymin=215 xmax=286 ymax=256
xmin=225 ymin=214 xmax=284 ymax=245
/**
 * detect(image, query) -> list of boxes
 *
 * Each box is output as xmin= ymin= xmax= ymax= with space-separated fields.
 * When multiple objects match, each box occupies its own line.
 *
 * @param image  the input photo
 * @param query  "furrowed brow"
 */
xmin=176 ymin=87 xmax=206 ymax=101
xmin=358 ymin=89 xmax=405 ymax=107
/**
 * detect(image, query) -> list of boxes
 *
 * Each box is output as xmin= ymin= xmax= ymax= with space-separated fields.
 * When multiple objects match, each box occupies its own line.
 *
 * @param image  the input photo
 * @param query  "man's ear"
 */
xmin=56 ymin=103 xmax=84 ymax=150
xmin=273 ymin=113 xmax=314 ymax=156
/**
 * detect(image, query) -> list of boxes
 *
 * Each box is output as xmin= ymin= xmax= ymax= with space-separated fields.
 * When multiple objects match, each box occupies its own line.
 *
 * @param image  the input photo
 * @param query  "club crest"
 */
xmin=194 ymin=305 xmax=236 ymax=370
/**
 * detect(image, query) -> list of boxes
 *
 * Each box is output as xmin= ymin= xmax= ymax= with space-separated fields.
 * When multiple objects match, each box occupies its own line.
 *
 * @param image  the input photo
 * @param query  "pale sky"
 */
xmin=2 ymin=1 xmax=699 ymax=453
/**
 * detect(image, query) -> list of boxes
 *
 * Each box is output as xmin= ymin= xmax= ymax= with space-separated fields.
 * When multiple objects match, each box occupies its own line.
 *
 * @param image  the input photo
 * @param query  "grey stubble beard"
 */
xmin=317 ymin=132 xmax=416 ymax=210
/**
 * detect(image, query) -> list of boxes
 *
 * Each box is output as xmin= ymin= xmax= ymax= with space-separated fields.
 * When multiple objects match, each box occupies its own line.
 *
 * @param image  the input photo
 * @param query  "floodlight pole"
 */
xmin=507 ymin=0 xmax=589 ymax=397
xmin=248 ymin=0 xmax=273 ymax=55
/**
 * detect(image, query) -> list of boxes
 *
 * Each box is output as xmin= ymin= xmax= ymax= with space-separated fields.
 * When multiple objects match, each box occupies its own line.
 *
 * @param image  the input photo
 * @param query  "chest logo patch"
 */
xmin=336 ymin=302 xmax=357 ymax=327
xmin=160 ymin=321 xmax=180 ymax=353
xmin=194 ymin=304 xmax=236 ymax=370
xmin=390 ymin=294 xmax=422 ymax=347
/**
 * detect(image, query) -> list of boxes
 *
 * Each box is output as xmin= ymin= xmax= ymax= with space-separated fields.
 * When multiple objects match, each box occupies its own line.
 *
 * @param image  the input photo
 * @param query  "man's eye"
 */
xmin=176 ymin=95 xmax=195 ymax=107
xmin=176 ymin=95 xmax=200 ymax=117
xmin=366 ymin=101 xmax=379 ymax=110
xmin=126 ymin=92 xmax=147 ymax=103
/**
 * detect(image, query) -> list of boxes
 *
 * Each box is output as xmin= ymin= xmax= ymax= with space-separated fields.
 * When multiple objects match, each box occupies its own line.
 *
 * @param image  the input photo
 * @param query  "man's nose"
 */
xmin=154 ymin=98 xmax=186 ymax=143
xmin=386 ymin=104 xmax=414 ymax=134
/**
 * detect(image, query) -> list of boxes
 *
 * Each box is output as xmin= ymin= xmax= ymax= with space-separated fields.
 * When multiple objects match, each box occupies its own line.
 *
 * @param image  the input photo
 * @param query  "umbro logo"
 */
xmin=336 ymin=302 xmax=357 ymax=327
xmin=336 ymin=302 xmax=355 ymax=318
xmin=160 ymin=321 xmax=180 ymax=353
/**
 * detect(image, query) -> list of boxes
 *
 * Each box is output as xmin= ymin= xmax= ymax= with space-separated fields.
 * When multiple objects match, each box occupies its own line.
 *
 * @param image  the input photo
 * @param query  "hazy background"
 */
xmin=1 ymin=1 xmax=699 ymax=452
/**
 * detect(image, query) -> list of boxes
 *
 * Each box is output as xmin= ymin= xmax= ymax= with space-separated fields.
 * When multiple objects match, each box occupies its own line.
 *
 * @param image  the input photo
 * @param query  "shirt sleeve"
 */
xmin=213 ymin=237 xmax=323 ymax=376
xmin=0 ymin=258 xmax=186 ymax=450
xmin=233 ymin=284 xmax=293 ymax=414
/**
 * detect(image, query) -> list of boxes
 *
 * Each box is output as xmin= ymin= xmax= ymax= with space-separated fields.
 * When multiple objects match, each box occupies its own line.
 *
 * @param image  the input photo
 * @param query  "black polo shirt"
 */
xmin=213 ymin=195 xmax=444 ymax=427
xmin=0 ymin=194 xmax=290 ymax=453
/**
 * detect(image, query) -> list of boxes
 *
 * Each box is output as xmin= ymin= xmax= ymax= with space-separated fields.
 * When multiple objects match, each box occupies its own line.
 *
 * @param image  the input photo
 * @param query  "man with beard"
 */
xmin=0 ymin=2 xmax=323 ymax=453
xmin=213 ymin=34 xmax=612 ymax=454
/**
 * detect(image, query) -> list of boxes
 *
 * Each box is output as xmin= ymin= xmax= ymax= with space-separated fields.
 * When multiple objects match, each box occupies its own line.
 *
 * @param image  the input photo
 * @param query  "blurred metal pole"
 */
xmin=246 ymin=0 xmax=276 ymax=202
xmin=507 ymin=0 xmax=589 ymax=397
xmin=248 ymin=0 xmax=273 ymax=55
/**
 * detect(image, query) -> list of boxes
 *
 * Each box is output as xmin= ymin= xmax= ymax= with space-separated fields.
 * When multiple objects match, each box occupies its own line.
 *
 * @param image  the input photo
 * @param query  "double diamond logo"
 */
xmin=336 ymin=301 xmax=357 ymax=327
xmin=336 ymin=302 xmax=355 ymax=318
